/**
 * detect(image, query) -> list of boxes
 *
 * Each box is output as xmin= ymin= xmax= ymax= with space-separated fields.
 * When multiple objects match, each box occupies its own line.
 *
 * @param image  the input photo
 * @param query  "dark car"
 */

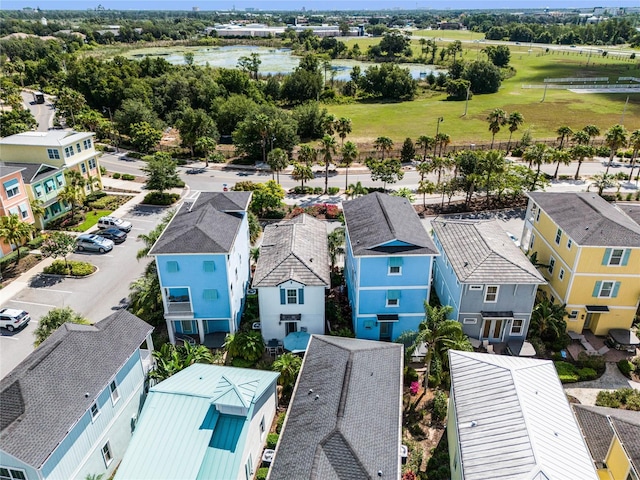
xmin=96 ymin=227 xmax=127 ymax=244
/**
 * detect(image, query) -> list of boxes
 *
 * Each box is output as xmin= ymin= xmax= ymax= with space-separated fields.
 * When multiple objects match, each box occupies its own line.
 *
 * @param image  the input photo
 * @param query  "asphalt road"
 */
xmin=21 ymin=90 xmax=55 ymax=132
xmin=0 ymin=203 xmax=167 ymax=378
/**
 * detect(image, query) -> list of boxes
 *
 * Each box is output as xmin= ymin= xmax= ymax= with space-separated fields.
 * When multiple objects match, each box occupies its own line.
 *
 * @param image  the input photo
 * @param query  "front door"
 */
xmin=482 ymin=319 xmax=504 ymax=341
xmin=285 ymin=322 xmax=298 ymax=335
xmin=584 ymin=313 xmax=593 ymax=330
xmin=379 ymin=322 xmax=392 ymax=342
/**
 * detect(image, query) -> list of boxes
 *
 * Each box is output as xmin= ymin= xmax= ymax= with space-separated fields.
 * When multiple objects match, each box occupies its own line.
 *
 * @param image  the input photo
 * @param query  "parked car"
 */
xmin=0 ymin=308 xmax=30 ymax=332
xmin=76 ymin=234 xmax=114 ymax=253
xmin=95 ymin=227 xmax=127 ymax=244
xmin=97 ymin=215 xmax=132 ymax=233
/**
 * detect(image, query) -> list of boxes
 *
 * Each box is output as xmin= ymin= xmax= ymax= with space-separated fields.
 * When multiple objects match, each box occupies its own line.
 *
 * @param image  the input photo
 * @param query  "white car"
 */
xmin=0 ymin=308 xmax=31 ymax=332
xmin=97 ymin=216 xmax=132 ymax=233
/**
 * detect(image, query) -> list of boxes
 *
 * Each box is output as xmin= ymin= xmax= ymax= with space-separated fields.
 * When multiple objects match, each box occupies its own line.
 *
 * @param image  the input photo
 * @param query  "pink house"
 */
xmin=1 ymin=165 xmax=34 ymax=258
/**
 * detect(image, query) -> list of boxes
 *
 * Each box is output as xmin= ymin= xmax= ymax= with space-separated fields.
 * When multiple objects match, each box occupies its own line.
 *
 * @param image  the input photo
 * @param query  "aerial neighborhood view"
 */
xmin=1 ymin=1 xmax=640 ymax=479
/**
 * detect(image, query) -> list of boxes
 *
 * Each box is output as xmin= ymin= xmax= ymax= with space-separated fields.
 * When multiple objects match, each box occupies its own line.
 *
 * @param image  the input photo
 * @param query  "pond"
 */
xmin=126 ymin=44 xmax=445 ymax=81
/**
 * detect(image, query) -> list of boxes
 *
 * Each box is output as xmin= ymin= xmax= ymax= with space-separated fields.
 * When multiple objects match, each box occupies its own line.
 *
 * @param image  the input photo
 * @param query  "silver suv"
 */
xmin=97 ymin=216 xmax=132 ymax=233
xmin=76 ymin=234 xmax=114 ymax=253
xmin=0 ymin=308 xmax=31 ymax=332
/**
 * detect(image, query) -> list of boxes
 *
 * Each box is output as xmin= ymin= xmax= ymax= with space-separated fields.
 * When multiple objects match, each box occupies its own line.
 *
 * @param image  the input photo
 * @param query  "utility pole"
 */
xmin=436 ymin=116 xmax=444 ymax=137
xmin=462 ymin=86 xmax=470 ymax=117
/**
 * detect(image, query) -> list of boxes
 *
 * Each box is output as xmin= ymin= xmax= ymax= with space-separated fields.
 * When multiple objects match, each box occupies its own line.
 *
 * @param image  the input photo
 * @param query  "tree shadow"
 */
xmin=29 ymin=274 xmax=64 ymax=288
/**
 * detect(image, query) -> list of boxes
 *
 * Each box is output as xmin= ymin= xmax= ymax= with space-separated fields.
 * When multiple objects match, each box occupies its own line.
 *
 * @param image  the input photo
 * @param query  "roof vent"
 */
xmin=308 ymin=389 xmax=313 ymax=395
xmin=463 ymin=262 xmax=469 ymax=267
xmin=470 ymin=421 xmax=478 ymax=427
xmin=315 ymin=394 xmax=320 ymax=400
xmin=554 ymin=431 xmax=560 ymax=437
xmin=378 ymin=471 xmax=383 ymax=477
xmin=85 ymin=392 xmax=90 ymax=398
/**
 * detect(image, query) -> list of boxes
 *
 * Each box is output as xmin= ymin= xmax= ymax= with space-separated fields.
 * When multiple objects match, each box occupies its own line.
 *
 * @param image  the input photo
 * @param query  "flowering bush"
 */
xmin=410 ymin=381 xmax=420 ymax=395
xmin=325 ymin=204 xmax=341 ymax=219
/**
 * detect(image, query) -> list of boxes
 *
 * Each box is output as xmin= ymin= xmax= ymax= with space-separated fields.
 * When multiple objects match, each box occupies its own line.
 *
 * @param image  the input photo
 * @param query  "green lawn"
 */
xmin=75 ymin=210 xmax=113 ymax=232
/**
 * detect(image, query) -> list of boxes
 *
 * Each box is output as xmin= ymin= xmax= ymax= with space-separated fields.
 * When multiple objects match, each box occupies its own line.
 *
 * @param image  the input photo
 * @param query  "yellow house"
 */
xmin=573 ymin=405 xmax=640 ymax=480
xmin=0 ymin=130 xmax=102 ymax=193
xmin=521 ymin=192 xmax=640 ymax=336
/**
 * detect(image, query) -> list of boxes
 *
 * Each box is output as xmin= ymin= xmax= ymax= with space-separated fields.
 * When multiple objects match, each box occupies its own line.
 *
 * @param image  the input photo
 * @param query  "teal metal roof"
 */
xmin=114 ymin=364 xmax=279 ymax=480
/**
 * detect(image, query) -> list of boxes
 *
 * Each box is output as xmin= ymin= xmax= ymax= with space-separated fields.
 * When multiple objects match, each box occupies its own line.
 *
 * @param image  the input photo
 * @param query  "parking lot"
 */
xmin=0 ymin=204 xmax=168 ymax=377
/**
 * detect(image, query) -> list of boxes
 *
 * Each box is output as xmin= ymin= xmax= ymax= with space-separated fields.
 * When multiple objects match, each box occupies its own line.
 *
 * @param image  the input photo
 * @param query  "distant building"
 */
xmin=438 ymin=21 xmax=463 ymax=30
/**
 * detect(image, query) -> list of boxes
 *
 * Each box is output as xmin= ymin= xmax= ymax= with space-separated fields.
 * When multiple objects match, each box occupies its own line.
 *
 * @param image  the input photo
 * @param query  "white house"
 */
xmin=253 ymin=214 xmax=330 ymax=343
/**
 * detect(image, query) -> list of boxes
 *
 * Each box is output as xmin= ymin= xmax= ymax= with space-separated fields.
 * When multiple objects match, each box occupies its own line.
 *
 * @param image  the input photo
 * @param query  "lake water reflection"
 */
xmin=127 ymin=44 xmax=444 ymax=80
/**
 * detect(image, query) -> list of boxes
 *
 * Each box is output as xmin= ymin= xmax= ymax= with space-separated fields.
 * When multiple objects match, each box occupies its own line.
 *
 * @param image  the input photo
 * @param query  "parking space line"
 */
xmin=33 ymin=288 xmax=72 ymax=294
xmin=10 ymin=300 xmax=56 ymax=308
xmin=131 ymin=227 xmax=145 ymax=231
xmin=102 ymin=254 xmax=114 ymax=257
xmin=0 ymin=336 xmax=19 ymax=341
xmin=125 ymin=218 xmax=155 ymax=223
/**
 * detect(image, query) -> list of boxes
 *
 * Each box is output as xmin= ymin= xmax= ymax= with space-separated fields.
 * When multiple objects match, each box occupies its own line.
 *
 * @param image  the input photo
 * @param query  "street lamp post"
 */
xmin=435 ymin=116 xmax=444 ymax=137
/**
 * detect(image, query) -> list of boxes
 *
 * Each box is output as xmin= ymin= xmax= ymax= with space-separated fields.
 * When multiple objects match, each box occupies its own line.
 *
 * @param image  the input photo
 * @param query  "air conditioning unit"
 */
xmin=300 ymin=327 xmax=308 ymax=332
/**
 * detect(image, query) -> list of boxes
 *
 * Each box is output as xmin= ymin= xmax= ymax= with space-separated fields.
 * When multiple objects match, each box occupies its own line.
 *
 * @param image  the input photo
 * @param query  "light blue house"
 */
xmin=342 ymin=192 xmax=439 ymax=341
xmin=149 ymin=191 xmax=252 ymax=346
xmin=0 ymin=311 xmax=154 ymax=480
xmin=115 ymin=364 xmax=279 ymax=480
xmin=432 ymin=218 xmax=546 ymax=345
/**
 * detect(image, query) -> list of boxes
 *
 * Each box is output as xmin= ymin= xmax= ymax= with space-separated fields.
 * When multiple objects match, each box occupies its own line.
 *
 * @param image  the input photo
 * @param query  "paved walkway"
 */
xmin=564 ymin=362 xmax=640 ymax=405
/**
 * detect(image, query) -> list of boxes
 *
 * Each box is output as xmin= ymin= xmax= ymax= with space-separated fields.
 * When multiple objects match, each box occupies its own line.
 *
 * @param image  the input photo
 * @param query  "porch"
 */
xmin=566 ymin=330 xmax=636 ymax=362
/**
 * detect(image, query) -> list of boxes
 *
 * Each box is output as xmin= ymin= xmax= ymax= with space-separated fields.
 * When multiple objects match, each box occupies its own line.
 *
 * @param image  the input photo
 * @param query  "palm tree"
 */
xmin=195 ymin=136 xmax=217 ymax=166
xmin=335 ymin=117 xmax=352 ymax=148
xmin=291 ymin=162 xmax=314 ymax=188
xmin=298 ymin=144 xmax=317 ymax=167
xmin=267 ymin=148 xmax=289 ymax=184
xmin=419 ymin=37 xmax=427 ymax=55
xmin=347 ymin=181 xmax=368 ymax=198
xmin=435 ymin=132 xmax=450 ymax=157
xmin=224 ymin=330 xmax=265 ymax=362
xmin=318 ymin=135 xmax=337 ymax=194
xmin=487 ymin=108 xmax=507 ymax=149
xmin=569 ymin=144 xmax=594 ymax=180
xmin=416 ymin=135 xmax=435 ymax=162
xmin=556 ymin=125 xmax=573 ymax=150
xmin=506 ymin=111 xmax=524 ymax=154
xmin=583 ymin=124 xmax=600 ymax=146
xmin=254 ymin=113 xmax=271 ymax=165
xmin=34 ymin=307 xmax=89 ymax=347
xmin=272 ymin=352 xmax=302 ymax=392
xmin=250 ymin=247 xmax=260 ymax=264
xmin=341 ymin=141 xmax=358 ymax=191
xmin=86 ymin=174 xmax=101 ymax=193
xmin=604 ymin=124 xmax=628 ymax=174
xmin=523 ymin=143 xmax=551 ymax=190
xmin=431 ymin=156 xmax=452 ymax=186
xmin=572 ymin=129 xmax=590 ymax=147
xmin=628 ymin=129 xmax=640 ymax=182
xmin=0 ymin=214 xmax=34 ymax=264
xmin=137 ymin=210 xmax=175 ymax=260
xmin=327 ymin=227 xmax=345 ymax=270
xmin=373 ymin=136 xmax=394 ymax=160
xmin=590 ymin=172 xmax=618 ymax=195
xmin=321 ymin=113 xmax=336 ymax=136
xmin=149 ymin=342 xmax=215 ymax=382
xmin=550 ymin=148 xmax=571 ymax=179
xmin=417 ymin=179 xmax=436 ymax=209
xmin=529 ymin=296 xmax=567 ymax=342
xmin=478 ymin=150 xmax=505 ymax=207
xmin=29 ymin=199 xmax=45 ymax=225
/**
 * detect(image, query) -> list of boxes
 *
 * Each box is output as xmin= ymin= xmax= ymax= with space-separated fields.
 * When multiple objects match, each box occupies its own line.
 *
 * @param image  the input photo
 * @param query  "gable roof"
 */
xmin=343 ymin=192 xmax=438 ymax=256
xmin=448 ymin=350 xmax=598 ymax=480
xmin=0 ymin=130 xmax=92 ymax=147
xmin=4 ymin=162 xmax=62 ymax=184
xmin=573 ymin=405 xmax=640 ymax=474
xmin=114 ymin=364 xmax=279 ymax=480
xmin=0 ymin=310 xmax=152 ymax=469
xmin=253 ymin=214 xmax=330 ymax=287
xmin=148 ymin=191 xmax=252 ymax=255
xmin=528 ymin=192 xmax=640 ymax=247
xmin=268 ymin=335 xmax=403 ymax=480
xmin=432 ymin=218 xmax=546 ymax=284
xmin=0 ymin=164 xmax=25 ymax=179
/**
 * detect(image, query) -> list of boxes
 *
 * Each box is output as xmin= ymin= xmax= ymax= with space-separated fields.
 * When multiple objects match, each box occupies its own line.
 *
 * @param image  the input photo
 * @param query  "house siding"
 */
xmin=1 ymin=171 xmax=34 ymax=257
xmin=0 ymin=450 xmax=42 ymax=480
xmin=41 ymin=351 xmax=146 ymax=480
xmin=240 ymin=383 xmax=278 ymax=480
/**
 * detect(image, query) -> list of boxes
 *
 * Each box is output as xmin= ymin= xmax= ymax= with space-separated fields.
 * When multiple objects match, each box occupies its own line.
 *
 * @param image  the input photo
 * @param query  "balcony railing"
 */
xmin=165 ymin=297 xmax=194 ymax=318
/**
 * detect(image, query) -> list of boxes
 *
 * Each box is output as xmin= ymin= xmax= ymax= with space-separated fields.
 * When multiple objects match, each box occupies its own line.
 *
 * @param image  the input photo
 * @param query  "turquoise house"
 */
xmin=149 ymin=192 xmax=252 ymax=346
xmin=342 ymin=193 xmax=438 ymax=341
xmin=0 ymin=311 xmax=154 ymax=480
xmin=115 ymin=364 xmax=280 ymax=480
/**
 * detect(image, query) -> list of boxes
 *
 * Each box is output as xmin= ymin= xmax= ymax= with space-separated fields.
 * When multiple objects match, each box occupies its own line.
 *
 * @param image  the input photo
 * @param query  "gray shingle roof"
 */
xmin=0 ymin=164 xmax=25 ymax=178
xmin=268 ymin=335 xmax=403 ymax=480
xmin=0 ymin=310 xmax=152 ymax=469
xmin=617 ymin=203 xmax=640 ymax=227
xmin=432 ymin=218 xmax=546 ymax=284
xmin=253 ymin=214 xmax=330 ymax=287
xmin=4 ymin=162 xmax=61 ymax=184
xmin=342 ymin=192 xmax=438 ymax=256
xmin=449 ymin=350 xmax=598 ymax=480
xmin=528 ymin=192 xmax=640 ymax=247
xmin=573 ymin=405 xmax=640 ymax=473
xmin=148 ymin=191 xmax=252 ymax=255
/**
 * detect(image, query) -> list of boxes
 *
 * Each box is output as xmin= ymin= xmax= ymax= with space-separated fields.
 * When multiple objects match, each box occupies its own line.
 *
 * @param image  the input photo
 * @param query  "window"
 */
xmin=55 ymin=174 xmax=64 ymax=187
xmin=559 ymin=268 xmax=565 ymax=281
xmin=80 ymin=163 xmax=87 ymax=174
xmin=287 ymin=289 xmax=297 ymax=304
xmin=180 ymin=320 xmax=194 ymax=333
xmin=203 ymin=261 xmax=215 ymax=272
xmin=484 ymin=286 xmax=499 ymax=303
xmin=529 ymin=233 xmax=535 ymax=250
xmin=245 ymin=454 xmax=253 ymax=480
xmin=568 ymin=310 xmax=578 ymax=319
xmin=44 ymin=179 xmax=55 ymax=193
xmin=469 ymin=285 xmax=483 ymax=291
xmin=64 ymin=146 xmax=74 ymax=157
xmin=90 ymin=403 xmax=100 ymax=421
xmin=34 ymin=184 xmax=44 ymax=197
xmin=47 ymin=148 xmax=60 ymax=160
xmin=3 ymin=179 xmax=19 ymax=198
xmin=536 ymin=209 xmax=541 ymax=222
xmin=388 ymin=257 xmax=403 ymax=275
xmin=19 ymin=203 xmax=28 ymax=219
xmin=259 ymin=416 xmax=266 ymax=439
xmin=511 ymin=319 xmax=524 ymax=336
xmin=101 ymin=442 xmax=113 ymax=466
xmin=203 ymin=289 xmax=218 ymax=301
xmin=567 ymin=238 xmax=572 ymax=249
xmin=109 ymin=380 xmax=120 ymax=405
xmin=463 ymin=318 xmax=477 ymax=324
xmin=166 ymin=261 xmax=179 ymax=273
xmin=88 ymin=158 xmax=96 ymax=169
xmin=595 ymin=281 xmax=619 ymax=298
xmin=84 ymin=138 xmax=92 ymax=150
xmin=0 ymin=468 xmax=26 ymax=480
xmin=76 ymin=143 xmax=82 ymax=152
xmin=555 ymin=228 xmax=562 ymax=245
xmin=548 ymin=257 xmax=555 ymax=275
xmin=550 ymin=295 xmax=555 ymax=304
xmin=386 ymin=290 xmax=400 ymax=307
xmin=607 ymin=248 xmax=626 ymax=266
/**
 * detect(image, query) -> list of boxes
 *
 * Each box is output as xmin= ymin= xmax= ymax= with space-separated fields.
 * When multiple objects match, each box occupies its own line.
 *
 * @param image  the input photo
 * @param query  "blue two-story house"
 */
xmin=431 ymin=218 xmax=546 ymax=344
xmin=149 ymin=191 xmax=252 ymax=346
xmin=342 ymin=192 xmax=439 ymax=341
xmin=0 ymin=310 xmax=153 ymax=480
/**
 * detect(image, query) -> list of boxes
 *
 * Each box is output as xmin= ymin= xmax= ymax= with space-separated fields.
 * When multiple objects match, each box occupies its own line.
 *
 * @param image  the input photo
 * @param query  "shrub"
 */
xmin=121 ymin=173 xmax=136 ymax=181
xmin=327 ymin=186 xmax=340 ymax=195
xmin=618 ymin=359 xmax=635 ymax=378
xmin=577 ymin=352 xmax=605 ymax=373
xmin=313 ymin=187 xmax=323 ymax=194
xmin=27 ymin=235 xmax=45 ymax=249
xmin=112 ymin=172 xmax=121 ymax=179
xmin=0 ymin=247 xmax=30 ymax=269
xmin=404 ymin=366 xmax=419 ymax=385
xmin=43 ymin=259 xmax=95 ymax=276
xmin=292 ymin=186 xmax=313 ymax=194
xmin=408 ymin=422 xmax=425 ymax=439
xmin=529 ymin=337 xmax=546 ymax=357
xmin=325 ymin=204 xmax=341 ymax=219
xmin=263 ymin=209 xmax=286 ymax=219
xmin=432 ymin=390 xmax=448 ymax=422
xmin=596 ymin=388 xmax=640 ymax=410
xmin=256 ymin=467 xmax=269 ymax=480
xmin=84 ymin=191 xmax=107 ymax=204
xmin=266 ymin=433 xmax=279 ymax=449
xmin=554 ymin=361 xmax=579 ymax=383
xmin=577 ymin=367 xmax=598 ymax=381
xmin=142 ymin=192 xmax=180 ymax=205
xmin=275 ymin=411 xmax=286 ymax=433
xmin=230 ymin=357 xmax=255 ymax=368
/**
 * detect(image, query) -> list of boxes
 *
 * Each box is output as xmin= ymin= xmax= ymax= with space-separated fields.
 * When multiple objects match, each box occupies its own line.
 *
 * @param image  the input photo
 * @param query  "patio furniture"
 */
xmin=283 ymin=331 xmax=311 ymax=353
xmin=486 ymin=344 xmax=495 ymax=354
xmin=606 ymin=329 xmax=640 ymax=353
xmin=597 ymin=345 xmax=610 ymax=356
xmin=266 ymin=339 xmax=279 ymax=356
xmin=469 ymin=338 xmax=482 ymax=349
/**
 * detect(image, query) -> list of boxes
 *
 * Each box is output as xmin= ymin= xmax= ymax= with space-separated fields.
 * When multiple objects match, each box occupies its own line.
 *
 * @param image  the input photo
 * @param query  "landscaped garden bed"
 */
xmin=43 ymin=260 xmax=96 ymax=277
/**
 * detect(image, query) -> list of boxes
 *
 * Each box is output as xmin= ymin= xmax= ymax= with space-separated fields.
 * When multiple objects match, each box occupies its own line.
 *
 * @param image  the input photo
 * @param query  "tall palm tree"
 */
xmin=291 ymin=162 xmax=314 ymax=188
xmin=321 ymin=113 xmax=336 ymax=136
xmin=373 ymin=136 xmax=394 ymax=160
xmin=347 ymin=181 xmax=368 ymax=198
xmin=297 ymin=144 xmax=317 ymax=167
xmin=58 ymin=184 xmax=82 ymax=222
xmin=417 ymin=179 xmax=436 ymax=209
xmin=604 ymin=124 xmax=628 ymax=175
xmin=583 ymin=124 xmax=600 ymax=147
xmin=137 ymin=210 xmax=175 ymax=260
xmin=272 ymin=352 xmax=302 ymax=392
xmin=29 ymin=199 xmax=45 ymax=225
xmin=416 ymin=135 xmax=435 ymax=162
xmin=628 ymin=129 xmax=640 ymax=182
xmin=572 ymin=129 xmax=590 ymax=147
xmin=550 ymin=148 xmax=571 ymax=179
xmin=487 ymin=108 xmax=507 ymax=149
xmin=86 ymin=174 xmax=101 ymax=193
xmin=435 ymin=132 xmax=450 ymax=157
xmin=341 ymin=141 xmax=358 ymax=191
xmin=523 ymin=143 xmax=551 ymax=190
xmin=254 ymin=113 xmax=271 ymax=164
xmin=318 ymin=135 xmax=337 ymax=194
xmin=195 ymin=136 xmax=217 ymax=166
xmin=267 ymin=148 xmax=289 ymax=184
xmin=556 ymin=125 xmax=573 ymax=150
xmin=506 ymin=111 xmax=524 ymax=154
xmin=0 ymin=214 xmax=35 ymax=264
xmin=335 ymin=117 xmax=352 ymax=148
xmin=478 ymin=150 xmax=505 ymax=207
xmin=327 ymin=227 xmax=345 ymax=270
xmin=569 ymin=144 xmax=594 ymax=180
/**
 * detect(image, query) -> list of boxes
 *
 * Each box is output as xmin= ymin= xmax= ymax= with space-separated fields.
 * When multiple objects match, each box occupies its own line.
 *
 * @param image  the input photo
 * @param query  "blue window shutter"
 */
xmin=298 ymin=288 xmax=304 ymax=304
xmin=389 ymin=257 xmax=403 ymax=267
xmin=280 ymin=289 xmax=286 ymax=305
xmin=612 ymin=282 xmax=620 ymax=298
xmin=602 ymin=248 xmax=612 ymax=265
xmin=621 ymin=249 xmax=631 ymax=266
xmin=592 ymin=281 xmax=602 ymax=297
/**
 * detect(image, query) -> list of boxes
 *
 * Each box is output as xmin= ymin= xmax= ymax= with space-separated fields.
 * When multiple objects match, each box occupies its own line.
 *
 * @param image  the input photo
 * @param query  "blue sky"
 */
xmin=3 ymin=1 xmax=638 ymax=11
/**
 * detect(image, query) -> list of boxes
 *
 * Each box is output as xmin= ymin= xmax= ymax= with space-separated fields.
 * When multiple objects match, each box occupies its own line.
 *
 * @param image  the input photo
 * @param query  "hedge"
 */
xmin=256 ymin=467 xmax=269 ymax=480
xmin=266 ymin=433 xmax=279 ymax=449
xmin=43 ymin=260 xmax=95 ymax=276
xmin=142 ymin=192 xmax=180 ymax=205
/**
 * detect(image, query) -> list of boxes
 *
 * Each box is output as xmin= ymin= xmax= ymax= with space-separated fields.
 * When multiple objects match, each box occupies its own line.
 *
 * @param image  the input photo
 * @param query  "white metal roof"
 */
xmin=449 ymin=351 xmax=598 ymax=480
xmin=0 ymin=130 xmax=93 ymax=147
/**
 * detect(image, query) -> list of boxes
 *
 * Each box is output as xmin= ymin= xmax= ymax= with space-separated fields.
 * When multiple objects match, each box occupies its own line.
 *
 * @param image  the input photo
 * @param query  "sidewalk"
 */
xmin=564 ymin=362 xmax=640 ymax=405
